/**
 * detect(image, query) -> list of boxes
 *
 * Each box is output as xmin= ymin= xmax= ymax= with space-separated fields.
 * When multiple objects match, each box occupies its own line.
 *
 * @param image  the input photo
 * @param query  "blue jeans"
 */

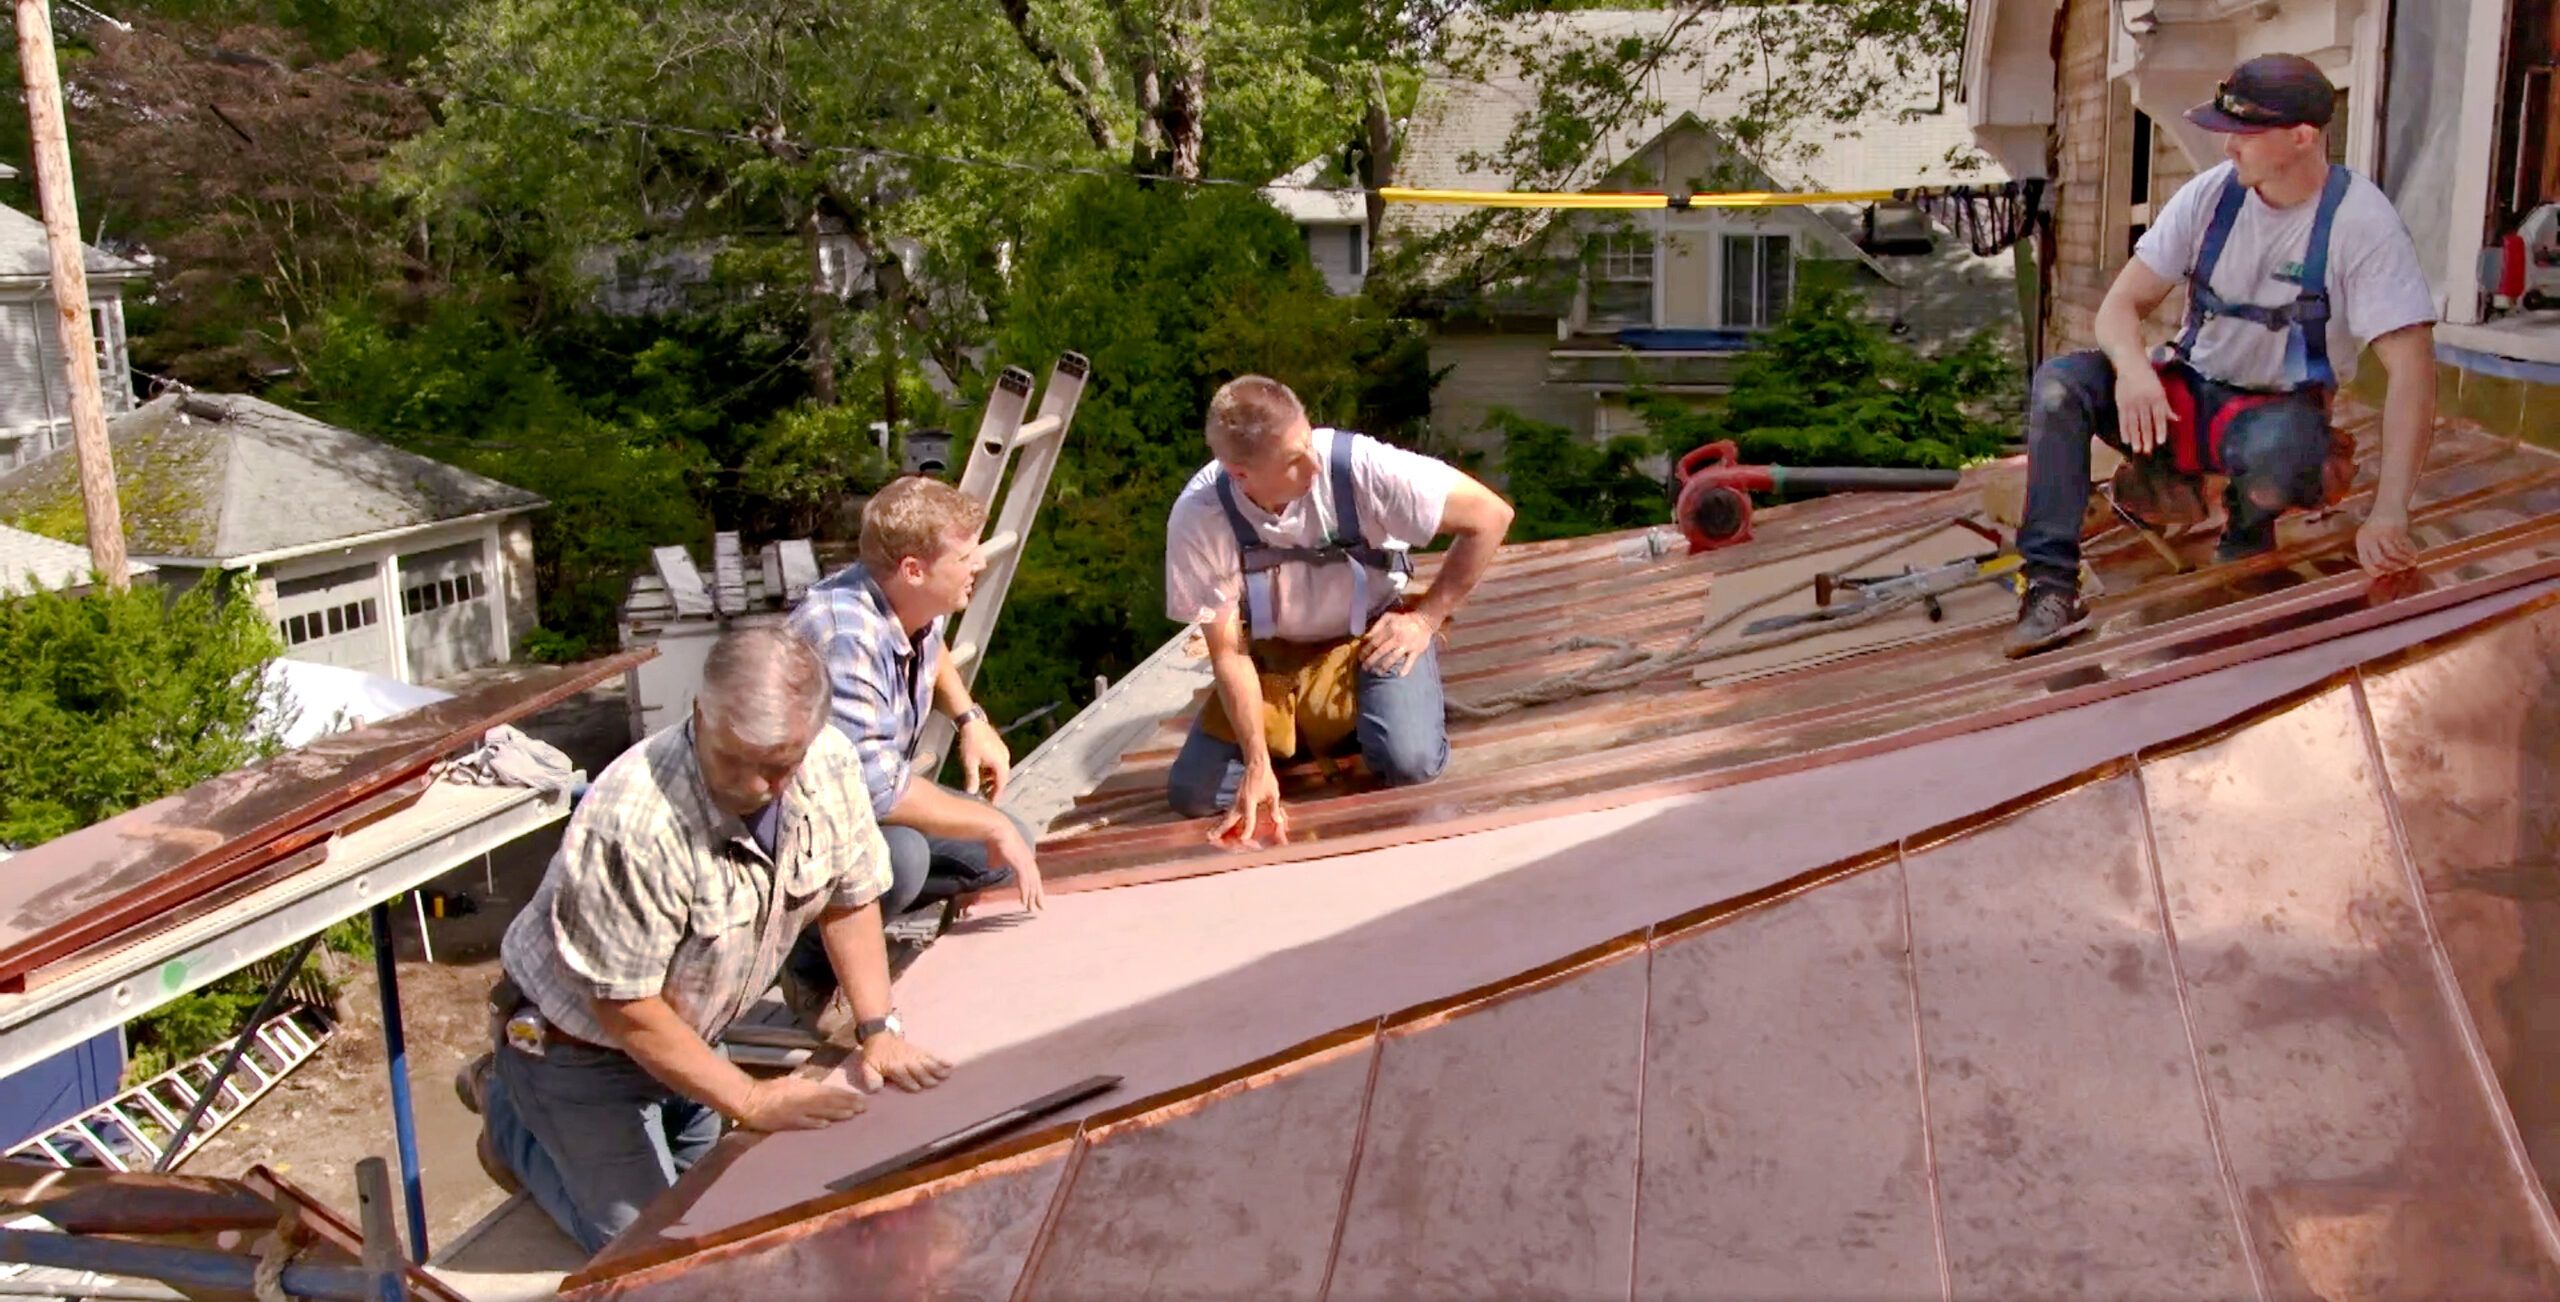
xmin=1166 ymin=642 xmax=1450 ymax=817
xmin=482 ymin=1037 xmax=722 ymax=1255
xmin=2018 ymin=351 xmax=2331 ymax=592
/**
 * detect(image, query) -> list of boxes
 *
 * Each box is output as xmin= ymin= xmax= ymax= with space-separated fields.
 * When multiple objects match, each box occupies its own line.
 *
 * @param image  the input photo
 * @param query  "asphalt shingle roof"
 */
xmin=0 ymin=202 xmax=147 ymax=286
xmin=0 ymin=393 xmax=545 ymax=561
xmin=0 ymin=521 xmax=151 ymax=593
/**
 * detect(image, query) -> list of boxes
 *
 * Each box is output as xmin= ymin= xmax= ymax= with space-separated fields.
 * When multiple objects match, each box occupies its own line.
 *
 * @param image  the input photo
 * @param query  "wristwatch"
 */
xmin=952 ymin=704 xmax=988 ymax=729
xmin=854 ymin=1011 xmax=903 ymax=1044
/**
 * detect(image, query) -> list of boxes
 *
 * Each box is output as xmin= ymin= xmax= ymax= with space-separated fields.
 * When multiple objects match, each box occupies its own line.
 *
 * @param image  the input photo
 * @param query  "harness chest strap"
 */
xmin=2178 ymin=164 xmax=2353 ymax=392
xmin=1213 ymin=428 xmax=1415 ymax=640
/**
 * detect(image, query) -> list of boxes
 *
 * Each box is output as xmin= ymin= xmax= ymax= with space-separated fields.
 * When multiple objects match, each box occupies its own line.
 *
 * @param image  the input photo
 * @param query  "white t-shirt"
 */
xmin=2134 ymin=162 xmax=2436 ymax=390
xmin=1164 ymin=430 xmax=1461 ymax=643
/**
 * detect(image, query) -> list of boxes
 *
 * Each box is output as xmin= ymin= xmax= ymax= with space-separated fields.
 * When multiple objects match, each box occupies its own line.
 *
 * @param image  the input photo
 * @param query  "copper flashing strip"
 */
xmin=1040 ymin=548 xmax=2560 ymax=890
xmin=2351 ymin=670 xmax=2560 ymax=1265
xmin=0 ymin=650 xmax=649 ymax=988
xmin=239 ymin=1165 xmax=473 ymax=1302
xmin=2129 ymin=762 xmax=2274 ymax=1301
xmin=1892 ymin=844 xmax=1958 ymax=1302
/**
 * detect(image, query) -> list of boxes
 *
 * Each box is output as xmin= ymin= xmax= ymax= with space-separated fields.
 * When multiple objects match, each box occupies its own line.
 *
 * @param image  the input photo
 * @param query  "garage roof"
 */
xmin=0 ymin=393 xmax=545 ymax=563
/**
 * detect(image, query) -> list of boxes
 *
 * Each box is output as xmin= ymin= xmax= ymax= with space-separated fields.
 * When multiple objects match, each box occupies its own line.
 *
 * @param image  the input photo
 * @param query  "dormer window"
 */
xmin=1586 ymin=232 xmax=1657 ymax=327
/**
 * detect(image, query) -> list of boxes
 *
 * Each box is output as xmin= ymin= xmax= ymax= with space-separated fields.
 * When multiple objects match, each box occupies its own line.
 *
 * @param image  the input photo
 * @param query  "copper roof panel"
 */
xmin=1020 ymin=1034 xmax=1376 ymax=1301
xmin=2361 ymin=609 xmax=2560 ymax=1206
xmin=1903 ymin=776 xmax=2256 ymax=1297
xmin=571 ymin=1135 xmax=1078 ymax=1301
xmin=1326 ymin=948 xmax=1648 ymax=1300
xmin=1635 ymin=861 xmax=1939 ymax=1300
xmin=2143 ymin=685 xmax=2560 ymax=1298
xmin=576 ymin=592 xmax=2559 ymax=1285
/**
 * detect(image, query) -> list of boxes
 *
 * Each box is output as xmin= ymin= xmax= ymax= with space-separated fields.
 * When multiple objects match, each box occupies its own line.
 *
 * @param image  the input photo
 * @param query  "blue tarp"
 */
xmin=1612 ymin=327 xmax=1755 ymax=352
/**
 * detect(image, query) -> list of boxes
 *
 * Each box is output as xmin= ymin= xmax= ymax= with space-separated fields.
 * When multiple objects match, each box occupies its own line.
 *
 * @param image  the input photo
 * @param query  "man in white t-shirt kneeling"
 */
xmin=2009 ymin=53 xmax=2439 ymax=658
xmin=1162 ymin=376 xmax=1515 ymax=843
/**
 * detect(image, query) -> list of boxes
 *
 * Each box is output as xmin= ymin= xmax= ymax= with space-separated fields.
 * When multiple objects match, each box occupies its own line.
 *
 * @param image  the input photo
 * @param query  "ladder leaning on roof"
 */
xmin=913 ymin=353 xmax=1090 ymax=778
xmin=5 ymin=1007 xmax=333 ymax=1173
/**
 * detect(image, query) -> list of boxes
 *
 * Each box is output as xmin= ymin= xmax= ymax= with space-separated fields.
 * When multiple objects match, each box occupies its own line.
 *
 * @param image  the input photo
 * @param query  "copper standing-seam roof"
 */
xmin=566 ymin=592 xmax=2560 ymax=1298
xmin=555 ymin=397 xmax=2560 ymax=1294
xmin=1033 ymin=402 xmax=2559 ymax=887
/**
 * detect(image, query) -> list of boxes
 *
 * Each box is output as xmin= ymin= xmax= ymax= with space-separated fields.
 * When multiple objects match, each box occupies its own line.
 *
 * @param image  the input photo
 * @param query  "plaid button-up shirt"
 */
xmin=499 ymin=720 xmax=891 ymax=1048
xmin=785 ymin=564 xmax=939 ymax=817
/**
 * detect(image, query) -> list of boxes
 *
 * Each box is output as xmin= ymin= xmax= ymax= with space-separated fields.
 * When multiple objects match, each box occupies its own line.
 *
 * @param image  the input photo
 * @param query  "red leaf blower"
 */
xmin=1673 ymin=441 xmax=1963 ymax=554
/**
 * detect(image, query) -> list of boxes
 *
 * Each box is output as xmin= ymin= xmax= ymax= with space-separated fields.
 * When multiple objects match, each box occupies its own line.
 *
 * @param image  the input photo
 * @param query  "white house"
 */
xmin=1262 ymin=158 xmax=1372 ymax=296
xmin=0 ymin=392 xmax=545 ymax=683
xmin=1963 ymin=0 xmax=2560 ymax=441
xmin=0 ymin=166 xmax=147 ymax=473
xmin=1389 ymin=11 xmax=2023 ymax=452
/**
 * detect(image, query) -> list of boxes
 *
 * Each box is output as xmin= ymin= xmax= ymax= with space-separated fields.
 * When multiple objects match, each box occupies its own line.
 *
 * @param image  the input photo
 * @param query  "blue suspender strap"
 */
xmin=1327 ymin=430 xmax=1370 ymax=639
xmin=2288 ymin=165 xmax=2352 ymax=391
xmin=1214 ymin=474 xmax=1277 ymax=638
xmin=1327 ymin=429 xmax=1364 ymax=546
xmin=2180 ymin=175 xmax=2251 ymax=361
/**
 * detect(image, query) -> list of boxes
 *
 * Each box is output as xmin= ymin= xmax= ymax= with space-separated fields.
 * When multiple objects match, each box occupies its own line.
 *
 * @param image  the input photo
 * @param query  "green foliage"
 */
xmin=0 ymin=573 xmax=283 ymax=847
xmin=1631 ymin=268 xmax=2014 ymax=473
xmin=124 ymin=919 xmax=371 ymax=1082
xmin=0 ymin=571 xmax=340 ymax=1085
xmin=741 ymin=402 xmax=901 ymax=538
xmin=1487 ymin=411 xmax=1667 ymax=543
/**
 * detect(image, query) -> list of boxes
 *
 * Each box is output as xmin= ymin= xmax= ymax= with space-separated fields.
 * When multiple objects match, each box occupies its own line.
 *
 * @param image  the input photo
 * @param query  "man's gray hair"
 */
xmin=696 ymin=626 xmax=829 ymax=748
xmin=1204 ymin=375 xmax=1306 ymax=465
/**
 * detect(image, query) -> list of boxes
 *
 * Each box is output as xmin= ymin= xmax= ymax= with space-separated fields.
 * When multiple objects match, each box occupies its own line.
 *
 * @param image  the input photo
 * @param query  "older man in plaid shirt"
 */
xmin=780 ymin=477 xmax=1043 ymax=1010
xmin=467 ymin=626 xmax=951 ymax=1255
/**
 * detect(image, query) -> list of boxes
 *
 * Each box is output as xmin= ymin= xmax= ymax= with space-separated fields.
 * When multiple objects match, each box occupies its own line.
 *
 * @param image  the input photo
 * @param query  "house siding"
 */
xmin=1429 ymin=327 xmax=1589 ymax=456
xmin=2048 ymin=0 xmax=2116 ymax=358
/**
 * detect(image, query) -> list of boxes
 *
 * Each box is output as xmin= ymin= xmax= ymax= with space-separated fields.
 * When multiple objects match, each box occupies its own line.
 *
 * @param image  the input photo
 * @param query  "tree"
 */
xmin=0 ymin=573 xmax=283 ymax=847
xmin=1381 ymin=1 xmax=1974 ymax=303
xmin=398 ymin=0 xmax=1082 ymax=399
xmin=49 ymin=19 xmax=432 ymax=388
xmin=1631 ymin=267 xmax=2014 ymax=471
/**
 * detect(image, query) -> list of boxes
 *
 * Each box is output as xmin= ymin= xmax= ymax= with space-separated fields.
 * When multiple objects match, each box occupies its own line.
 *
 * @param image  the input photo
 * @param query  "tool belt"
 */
xmin=487 ymin=972 xmax=611 ymax=1057
xmin=2107 ymin=362 xmax=2357 ymax=533
xmin=1198 ymin=635 xmax=1366 ymax=761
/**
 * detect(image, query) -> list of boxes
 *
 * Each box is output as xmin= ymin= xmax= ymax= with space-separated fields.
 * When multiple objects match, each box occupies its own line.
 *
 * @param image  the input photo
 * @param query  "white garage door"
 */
xmin=273 ymin=562 xmax=395 ymax=677
xmin=399 ymin=540 xmax=500 ymax=682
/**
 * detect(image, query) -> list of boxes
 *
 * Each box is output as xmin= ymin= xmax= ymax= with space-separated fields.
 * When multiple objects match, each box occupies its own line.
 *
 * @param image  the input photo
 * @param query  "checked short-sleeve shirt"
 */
xmin=498 ymin=721 xmax=892 ymax=1048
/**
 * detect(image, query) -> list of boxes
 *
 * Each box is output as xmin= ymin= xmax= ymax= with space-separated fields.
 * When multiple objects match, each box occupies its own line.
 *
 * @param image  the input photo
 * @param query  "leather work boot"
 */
xmin=454 ymin=1051 xmax=493 ymax=1116
xmin=2004 ymin=584 xmax=2092 ymax=659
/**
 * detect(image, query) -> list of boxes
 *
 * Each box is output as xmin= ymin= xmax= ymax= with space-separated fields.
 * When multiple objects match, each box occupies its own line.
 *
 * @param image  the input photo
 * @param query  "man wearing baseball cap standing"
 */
xmin=2007 ymin=53 xmax=2439 ymax=657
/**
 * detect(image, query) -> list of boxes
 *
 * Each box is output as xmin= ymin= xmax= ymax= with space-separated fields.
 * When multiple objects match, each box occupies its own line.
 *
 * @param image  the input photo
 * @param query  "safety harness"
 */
xmin=1213 ymin=428 xmax=1414 ymax=641
xmin=2160 ymin=164 xmax=2352 ymax=477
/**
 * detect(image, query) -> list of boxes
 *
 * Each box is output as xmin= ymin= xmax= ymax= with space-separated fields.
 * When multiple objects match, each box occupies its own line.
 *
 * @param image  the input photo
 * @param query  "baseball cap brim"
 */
xmin=2184 ymin=103 xmax=2285 ymax=134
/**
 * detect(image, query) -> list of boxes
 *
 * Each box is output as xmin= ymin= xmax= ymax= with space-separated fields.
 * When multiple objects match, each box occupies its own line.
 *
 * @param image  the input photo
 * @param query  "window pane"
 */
xmin=1761 ymin=236 xmax=1792 ymax=325
xmin=1722 ymin=235 xmax=1755 ymax=326
xmin=326 ymin=607 xmax=343 ymax=635
xmin=361 ymin=598 xmax=378 ymax=625
xmin=440 ymin=578 xmax=457 ymax=604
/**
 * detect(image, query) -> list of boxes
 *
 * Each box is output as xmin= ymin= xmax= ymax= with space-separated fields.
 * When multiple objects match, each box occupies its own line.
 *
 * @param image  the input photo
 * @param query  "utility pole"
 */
xmin=13 ymin=0 xmax=128 ymax=589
